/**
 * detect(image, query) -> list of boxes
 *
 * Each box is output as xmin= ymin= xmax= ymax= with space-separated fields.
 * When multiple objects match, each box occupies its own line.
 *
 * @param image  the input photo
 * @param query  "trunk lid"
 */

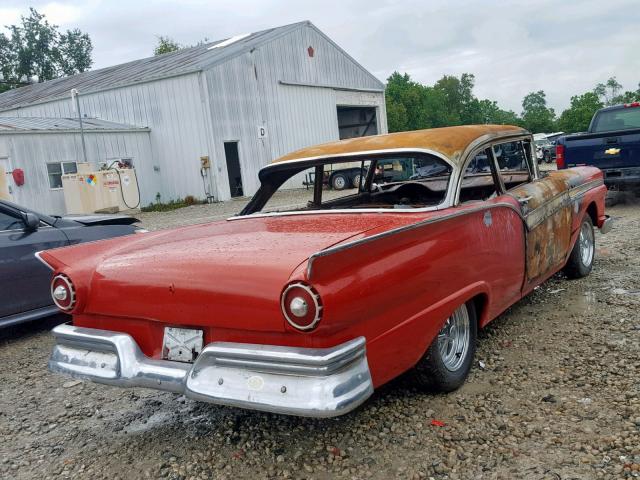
xmin=42 ymin=214 xmax=397 ymax=332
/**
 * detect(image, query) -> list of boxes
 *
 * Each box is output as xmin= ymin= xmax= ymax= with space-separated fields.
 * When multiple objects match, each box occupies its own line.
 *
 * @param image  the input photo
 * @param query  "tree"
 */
xmin=557 ymin=92 xmax=603 ymax=133
xmin=385 ymin=71 xmax=522 ymax=132
xmin=153 ymin=36 xmax=181 ymax=56
xmin=616 ymin=82 xmax=640 ymax=104
xmin=385 ymin=72 xmax=431 ymax=132
xmin=58 ymin=29 xmax=93 ymax=76
xmin=0 ymin=8 xmax=93 ymax=90
xmin=477 ymin=99 xmax=521 ymax=125
xmin=521 ymin=90 xmax=556 ymax=133
xmin=594 ymin=77 xmax=623 ymax=106
xmin=432 ymin=73 xmax=478 ymax=125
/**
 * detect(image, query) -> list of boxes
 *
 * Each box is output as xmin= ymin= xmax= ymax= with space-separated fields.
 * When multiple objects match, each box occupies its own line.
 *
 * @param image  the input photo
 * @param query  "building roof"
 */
xmin=0 ymin=21 xmax=383 ymax=111
xmin=272 ymin=125 xmax=529 ymax=166
xmin=0 ymin=117 xmax=148 ymax=133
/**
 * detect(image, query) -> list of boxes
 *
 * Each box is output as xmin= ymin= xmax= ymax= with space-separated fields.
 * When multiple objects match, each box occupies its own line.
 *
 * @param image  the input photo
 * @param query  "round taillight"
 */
xmin=51 ymin=274 xmax=76 ymax=311
xmin=281 ymin=282 xmax=322 ymax=331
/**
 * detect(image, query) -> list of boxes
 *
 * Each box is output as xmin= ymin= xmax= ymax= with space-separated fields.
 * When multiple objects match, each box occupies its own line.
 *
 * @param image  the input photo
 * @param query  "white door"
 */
xmin=0 ymin=157 xmax=13 ymax=201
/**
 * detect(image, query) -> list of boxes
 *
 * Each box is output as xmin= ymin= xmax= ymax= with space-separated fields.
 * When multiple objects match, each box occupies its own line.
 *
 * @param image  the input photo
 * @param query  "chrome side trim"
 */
xmin=568 ymin=178 xmax=604 ymax=199
xmin=49 ymin=324 xmax=373 ymax=418
xmin=34 ymin=250 xmax=54 ymax=270
xmin=510 ymin=178 xmax=604 ymax=231
xmin=521 ymin=191 xmax=572 ymax=230
xmin=306 ymin=201 xmax=524 ymax=280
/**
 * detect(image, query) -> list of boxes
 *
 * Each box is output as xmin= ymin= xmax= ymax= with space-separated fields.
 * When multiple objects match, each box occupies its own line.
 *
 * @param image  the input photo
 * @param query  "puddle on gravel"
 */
xmin=124 ymin=410 xmax=174 ymax=434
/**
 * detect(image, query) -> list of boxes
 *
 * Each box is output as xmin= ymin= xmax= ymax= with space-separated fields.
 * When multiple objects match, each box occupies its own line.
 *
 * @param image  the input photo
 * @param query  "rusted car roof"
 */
xmin=273 ymin=125 xmax=528 ymax=166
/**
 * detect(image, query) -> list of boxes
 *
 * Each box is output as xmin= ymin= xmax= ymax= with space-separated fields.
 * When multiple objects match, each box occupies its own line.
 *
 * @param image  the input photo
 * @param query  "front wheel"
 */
xmin=412 ymin=301 xmax=477 ymax=392
xmin=563 ymin=215 xmax=595 ymax=278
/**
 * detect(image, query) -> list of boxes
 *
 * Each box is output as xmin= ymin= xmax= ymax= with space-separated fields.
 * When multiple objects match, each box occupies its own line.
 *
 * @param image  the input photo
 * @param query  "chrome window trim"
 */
xmin=453 ymin=133 xmax=535 ymax=206
xmin=229 ymin=148 xmax=457 ymax=221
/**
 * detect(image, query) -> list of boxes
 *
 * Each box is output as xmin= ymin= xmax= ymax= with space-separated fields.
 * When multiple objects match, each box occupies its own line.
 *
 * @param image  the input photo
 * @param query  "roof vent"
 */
xmin=208 ymin=33 xmax=250 ymax=50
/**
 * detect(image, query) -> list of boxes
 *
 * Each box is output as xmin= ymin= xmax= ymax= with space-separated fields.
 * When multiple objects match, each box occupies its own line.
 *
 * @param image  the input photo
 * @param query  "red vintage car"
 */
xmin=41 ymin=125 xmax=611 ymax=417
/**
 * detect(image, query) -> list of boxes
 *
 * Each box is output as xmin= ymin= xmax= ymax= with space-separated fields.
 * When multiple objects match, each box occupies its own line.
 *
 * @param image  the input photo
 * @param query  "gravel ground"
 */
xmin=1 ymin=193 xmax=639 ymax=479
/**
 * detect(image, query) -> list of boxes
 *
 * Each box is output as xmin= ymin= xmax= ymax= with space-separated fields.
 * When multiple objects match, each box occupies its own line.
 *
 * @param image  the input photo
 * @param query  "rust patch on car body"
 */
xmin=509 ymin=169 xmax=585 ymax=281
xmin=272 ymin=125 xmax=527 ymax=167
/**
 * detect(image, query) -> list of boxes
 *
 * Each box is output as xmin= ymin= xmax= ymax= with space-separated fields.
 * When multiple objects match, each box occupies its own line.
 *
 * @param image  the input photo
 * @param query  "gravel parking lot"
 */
xmin=1 ymin=190 xmax=639 ymax=479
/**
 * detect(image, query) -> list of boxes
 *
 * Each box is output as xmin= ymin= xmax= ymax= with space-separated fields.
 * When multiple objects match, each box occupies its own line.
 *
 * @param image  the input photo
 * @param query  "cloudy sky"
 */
xmin=2 ymin=0 xmax=639 ymax=112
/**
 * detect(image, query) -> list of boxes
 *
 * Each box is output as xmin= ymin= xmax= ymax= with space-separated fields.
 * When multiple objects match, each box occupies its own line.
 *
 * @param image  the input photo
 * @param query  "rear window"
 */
xmin=592 ymin=107 xmax=640 ymax=133
xmin=245 ymin=153 xmax=453 ymax=215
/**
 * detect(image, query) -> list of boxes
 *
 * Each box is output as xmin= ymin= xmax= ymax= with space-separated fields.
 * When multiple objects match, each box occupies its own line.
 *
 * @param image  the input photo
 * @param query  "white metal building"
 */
xmin=0 ymin=21 xmax=387 ymax=214
xmin=0 ymin=117 xmax=152 ymax=213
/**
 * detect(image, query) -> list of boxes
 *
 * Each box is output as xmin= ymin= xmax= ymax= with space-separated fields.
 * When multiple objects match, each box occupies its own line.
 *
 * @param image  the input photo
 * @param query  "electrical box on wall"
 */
xmin=200 ymin=156 xmax=210 ymax=169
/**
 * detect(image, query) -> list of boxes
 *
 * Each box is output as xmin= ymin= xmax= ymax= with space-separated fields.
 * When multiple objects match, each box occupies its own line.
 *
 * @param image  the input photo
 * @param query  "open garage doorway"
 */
xmin=337 ymin=106 xmax=378 ymax=140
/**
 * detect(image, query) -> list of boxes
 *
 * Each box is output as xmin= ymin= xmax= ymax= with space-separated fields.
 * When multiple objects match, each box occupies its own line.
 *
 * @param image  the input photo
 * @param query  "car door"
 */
xmin=493 ymin=139 xmax=573 ymax=286
xmin=0 ymin=204 xmax=68 ymax=319
xmin=456 ymin=147 xmax=527 ymax=318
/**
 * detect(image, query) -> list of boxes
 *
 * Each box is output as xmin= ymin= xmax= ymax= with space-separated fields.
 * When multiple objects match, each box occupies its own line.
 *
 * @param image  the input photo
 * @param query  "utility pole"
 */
xmin=71 ymin=89 xmax=88 ymax=164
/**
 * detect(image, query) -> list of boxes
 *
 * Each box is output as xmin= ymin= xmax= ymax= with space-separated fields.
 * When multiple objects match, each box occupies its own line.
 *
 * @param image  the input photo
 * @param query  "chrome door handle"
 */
xmin=518 ymin=196 xmax=532 ymax=206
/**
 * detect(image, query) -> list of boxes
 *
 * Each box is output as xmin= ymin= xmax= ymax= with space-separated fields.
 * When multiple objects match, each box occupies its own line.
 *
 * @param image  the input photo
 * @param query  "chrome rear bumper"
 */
xmin=49 ymin=324 xmax=373 ymax=417
xmin=600 ymin=215 xmax=613 ymax=234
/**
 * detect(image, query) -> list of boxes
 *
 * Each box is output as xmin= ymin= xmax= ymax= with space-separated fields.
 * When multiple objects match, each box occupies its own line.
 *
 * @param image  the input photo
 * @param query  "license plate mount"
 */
xmin=162 ymin=327 xmax=204 ymax=363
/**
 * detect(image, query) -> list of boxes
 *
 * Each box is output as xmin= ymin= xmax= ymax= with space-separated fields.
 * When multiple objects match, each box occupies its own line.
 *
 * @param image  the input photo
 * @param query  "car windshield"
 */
xmin=592 ymin=107 xmax=640 ymax=133
xmin=240 ymin=153 xmax=453 ymax=215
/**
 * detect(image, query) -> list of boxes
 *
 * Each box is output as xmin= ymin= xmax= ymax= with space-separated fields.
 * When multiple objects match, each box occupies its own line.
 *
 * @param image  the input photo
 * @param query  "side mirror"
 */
xmin=23 ymin=212 xmax=39 ymax=232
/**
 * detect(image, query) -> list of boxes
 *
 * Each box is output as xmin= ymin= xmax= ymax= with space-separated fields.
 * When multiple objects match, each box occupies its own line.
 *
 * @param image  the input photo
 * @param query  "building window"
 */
xmin=47 ymin=161 xmax=78 ymax=189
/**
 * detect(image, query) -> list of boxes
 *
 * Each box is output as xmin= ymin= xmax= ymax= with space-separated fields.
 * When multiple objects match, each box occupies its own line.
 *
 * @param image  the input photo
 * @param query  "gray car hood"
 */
xmin=62 ymin=214 xmax=139 ymax=226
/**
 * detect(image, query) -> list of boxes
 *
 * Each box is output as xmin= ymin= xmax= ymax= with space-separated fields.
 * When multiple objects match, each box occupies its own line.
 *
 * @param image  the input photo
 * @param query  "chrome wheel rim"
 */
xmin=352 ymin=175 xmax=362 ymax=189
xmin=333 ymin=176 xmax=346 ymax=189
xmin=438 ymin=305 xmax=470 ymax=372
xmin=579 ymin=221 xmax=594 ymax=267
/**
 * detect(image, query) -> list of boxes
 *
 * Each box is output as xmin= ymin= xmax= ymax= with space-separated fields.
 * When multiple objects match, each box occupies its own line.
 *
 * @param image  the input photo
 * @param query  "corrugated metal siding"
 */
xmin=0 ymin=130 xmax=153 ymax=214
xmin=0 ymin=22 xmax=312 ymax=111
xmin=0 ymin=117 xmax=145 ymax=131
xmin=0 ymin=22 xmax=387 ymax=204
xmin=0 ymin=73 xmax=213 ymax=203
xmin=204 ymin=23 xmax=387 ymax=197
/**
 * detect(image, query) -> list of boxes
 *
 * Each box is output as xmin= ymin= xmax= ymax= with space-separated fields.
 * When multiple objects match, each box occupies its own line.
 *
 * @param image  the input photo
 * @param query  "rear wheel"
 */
xmin=564 ymin=215 xmax=595 ymax=278
xmin=331 ymin=173 xmax=348 ymax=190
xmin=351 ymin=173 xmax=362 ymax=190
xmin=412 ymin=301 xmax=477 ymax=392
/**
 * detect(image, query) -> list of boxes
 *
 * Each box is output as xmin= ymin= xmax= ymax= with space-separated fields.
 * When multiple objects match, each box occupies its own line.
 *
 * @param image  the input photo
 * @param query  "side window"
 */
xmin=0 ymin=210 xmax=22 ymax=231
xmin=493 ymin=141 xmax=531 ymax=190
xmin=459 ymin=149 xmax=501 ymax=203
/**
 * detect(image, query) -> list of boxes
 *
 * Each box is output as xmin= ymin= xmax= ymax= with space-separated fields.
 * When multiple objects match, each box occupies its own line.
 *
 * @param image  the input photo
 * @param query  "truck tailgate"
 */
xmin=565 ymin=129 xmax=640 ymax=169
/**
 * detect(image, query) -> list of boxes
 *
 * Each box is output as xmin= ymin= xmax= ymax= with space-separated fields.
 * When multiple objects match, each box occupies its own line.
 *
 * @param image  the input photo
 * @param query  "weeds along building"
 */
xmin=0 ymin=21 xmax=387 ymax=214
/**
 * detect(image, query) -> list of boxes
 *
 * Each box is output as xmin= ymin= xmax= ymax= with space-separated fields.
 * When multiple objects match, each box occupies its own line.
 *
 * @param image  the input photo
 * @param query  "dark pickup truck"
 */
xmin=556 ymin=102 xmax=640 ymax=189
